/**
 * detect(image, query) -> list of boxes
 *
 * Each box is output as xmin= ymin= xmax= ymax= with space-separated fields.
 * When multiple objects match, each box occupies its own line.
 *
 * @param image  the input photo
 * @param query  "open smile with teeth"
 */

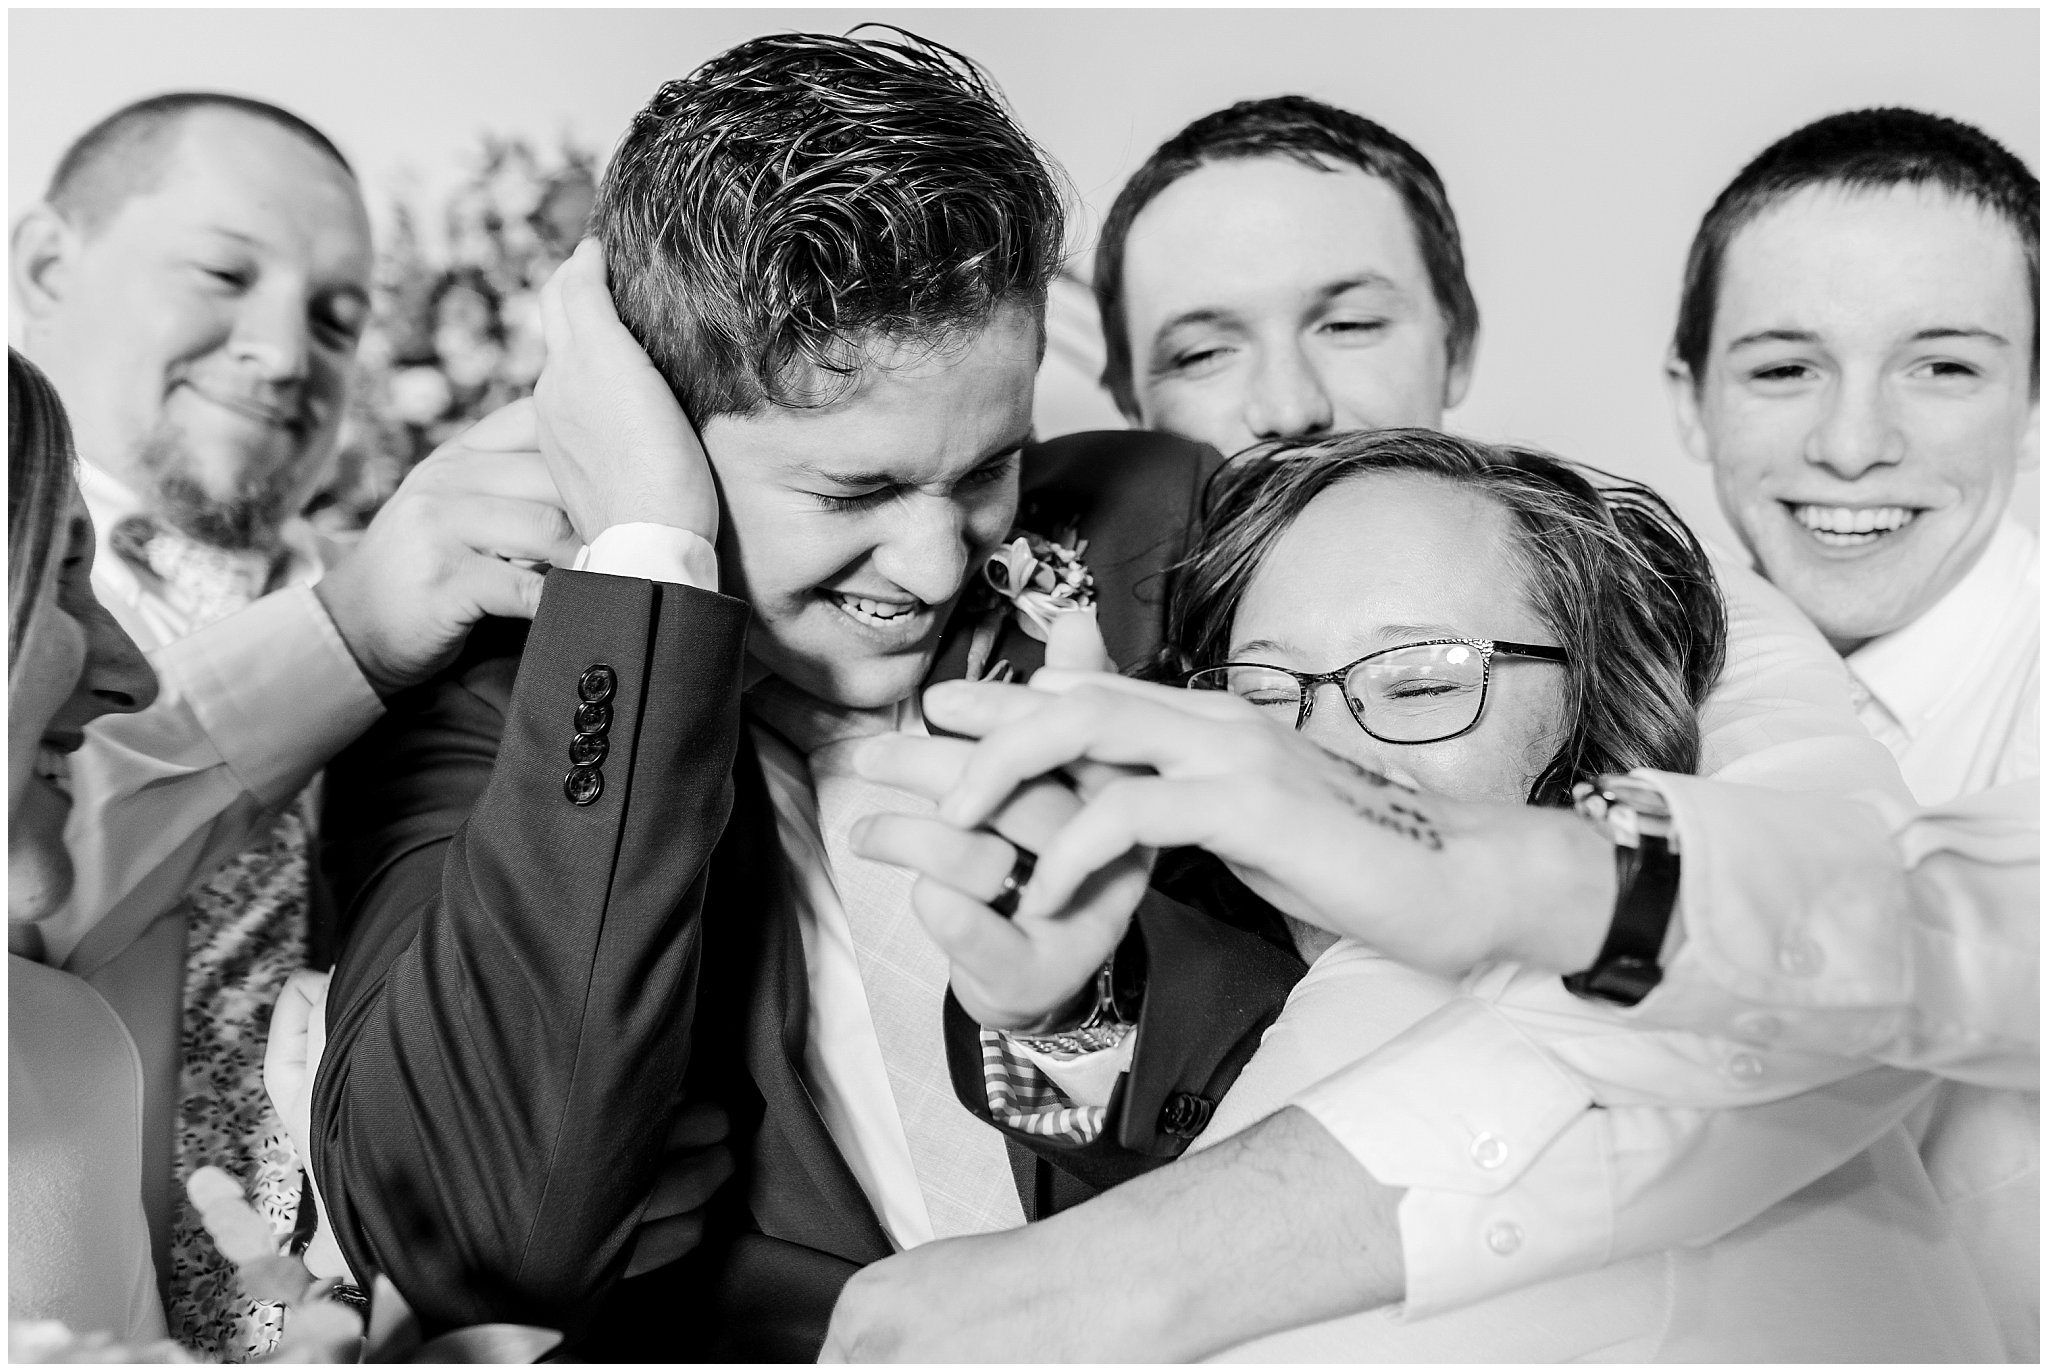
xmin=1787 ymin=503 xmax=1920 ymax=548
xmin=829 ymin=591 xmax=926 ymax=630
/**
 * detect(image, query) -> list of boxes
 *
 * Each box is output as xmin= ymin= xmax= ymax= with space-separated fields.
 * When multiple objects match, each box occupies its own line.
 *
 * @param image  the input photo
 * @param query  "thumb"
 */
xmin=1044 ymin=606 xmax=1113 ymax=673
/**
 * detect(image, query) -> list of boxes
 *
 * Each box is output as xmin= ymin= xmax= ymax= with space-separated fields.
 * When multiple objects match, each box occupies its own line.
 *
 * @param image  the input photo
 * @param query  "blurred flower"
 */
xmin=387 ymin=368 xmax=453 ymax=427
xmin=310 ymin=133 xmax=597 ymax=531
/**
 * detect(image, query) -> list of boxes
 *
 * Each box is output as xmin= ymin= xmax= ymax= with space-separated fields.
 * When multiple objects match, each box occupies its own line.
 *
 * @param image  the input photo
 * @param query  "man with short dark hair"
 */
xmin=1665 ymin=106 xmax=2039 ymax=1360
xmin=310 ymin=32 xmax=1290 ymax=1358
xmin=11 ymin=92 xmax=582 ymax=1355
xmin=1092 ymin=95 xmax=1477 ymax=451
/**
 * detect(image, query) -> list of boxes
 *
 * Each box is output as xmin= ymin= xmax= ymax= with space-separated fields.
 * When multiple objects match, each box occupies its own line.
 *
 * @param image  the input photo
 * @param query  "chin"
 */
xmin=759 ymin=645 xmax=935 ymax=711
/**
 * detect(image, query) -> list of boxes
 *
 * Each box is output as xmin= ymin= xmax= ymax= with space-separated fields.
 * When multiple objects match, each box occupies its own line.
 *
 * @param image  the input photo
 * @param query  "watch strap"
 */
xmin=1564 ymin=777 xmax=1680 ymax=1006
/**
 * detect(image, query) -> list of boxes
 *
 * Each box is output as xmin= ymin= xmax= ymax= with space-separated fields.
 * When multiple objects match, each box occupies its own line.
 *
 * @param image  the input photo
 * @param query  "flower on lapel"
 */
xmin=982 ymin=529 xmax=1096 ymax=643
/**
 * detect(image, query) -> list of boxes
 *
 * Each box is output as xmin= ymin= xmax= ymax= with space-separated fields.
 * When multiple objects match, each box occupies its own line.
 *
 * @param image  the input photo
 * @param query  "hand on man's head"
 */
xmin=314 ymin=401 xmax=582 ymax=699
xmin=532 ymin=238 xmax=719 ymax=544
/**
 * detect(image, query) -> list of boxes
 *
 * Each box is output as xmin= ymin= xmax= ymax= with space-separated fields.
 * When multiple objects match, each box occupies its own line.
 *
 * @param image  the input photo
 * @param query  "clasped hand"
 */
xmin=855 ymin=636 xmax=1553 ymax=1020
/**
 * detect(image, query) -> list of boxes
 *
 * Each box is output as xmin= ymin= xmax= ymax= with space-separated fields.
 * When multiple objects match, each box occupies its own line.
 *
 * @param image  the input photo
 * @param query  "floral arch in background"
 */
xmin=309 ymin=136 xmax=597 ymax=533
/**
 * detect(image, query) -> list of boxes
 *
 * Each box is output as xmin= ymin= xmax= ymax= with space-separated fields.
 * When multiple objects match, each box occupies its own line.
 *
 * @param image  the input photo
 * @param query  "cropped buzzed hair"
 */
xmin=1674 ymin=107 xmax=2040 ymax=389
xmin=1094 ymin=96 xmax=1479 ymax=420
xmin=595 ymin=27 xmax=1068 ymax=421
xmin=47 ymin=92 xmax=353 ymax=232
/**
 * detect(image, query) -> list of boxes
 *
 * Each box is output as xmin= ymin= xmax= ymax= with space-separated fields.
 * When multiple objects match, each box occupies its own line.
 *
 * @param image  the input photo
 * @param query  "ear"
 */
xmin=1663 ymin=351 xmax=1713 ymax=466
xmin=1442 ymin=330 xmax=1477 ymax=412
xmin=10 ymin=206 xmax=79 ymax=328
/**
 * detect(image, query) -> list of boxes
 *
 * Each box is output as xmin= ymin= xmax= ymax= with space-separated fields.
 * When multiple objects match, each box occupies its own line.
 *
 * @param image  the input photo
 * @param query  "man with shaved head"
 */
xmin=12 ymin=93 xmax=580 ymax=1355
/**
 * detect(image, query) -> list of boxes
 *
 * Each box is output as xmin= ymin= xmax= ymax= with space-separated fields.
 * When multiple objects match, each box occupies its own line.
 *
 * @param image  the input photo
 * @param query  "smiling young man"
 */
xmin=306 ymin=31 xmax=1296 ymax=1359
xmin=1665 ymin=106 xmax=2039 ymax=1360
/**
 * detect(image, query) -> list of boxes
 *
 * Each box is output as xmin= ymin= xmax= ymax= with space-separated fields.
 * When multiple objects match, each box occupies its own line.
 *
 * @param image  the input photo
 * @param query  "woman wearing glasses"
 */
xmin=850 ymin=427 xmax=1998 ymax=1359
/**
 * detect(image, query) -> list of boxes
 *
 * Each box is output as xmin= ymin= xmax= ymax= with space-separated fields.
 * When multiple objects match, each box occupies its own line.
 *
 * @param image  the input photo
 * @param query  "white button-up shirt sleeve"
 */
xmin=1284 ymin=547 xmax=1944 ymax=1317
xmin=1639 ymin=777 xmax=2037 ymax=1091
xmin=53 ymin=585 xmax=384 ymax=973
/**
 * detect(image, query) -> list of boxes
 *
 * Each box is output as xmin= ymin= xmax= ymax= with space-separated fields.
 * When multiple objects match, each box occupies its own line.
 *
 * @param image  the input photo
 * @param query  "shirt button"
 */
xmin=1487 ymin=1221 xmax=1523 ymax=1256
xmin=578 ymin=664 xmax=617 ymax=704
xmin=564 ymin=766 xmax=605 ymax=806
xmin=1726 ymin=1052 xmax=1766 ymax=1085
xmin=1777 ymin=936 xmax=1824 ymax=977
xmin=574 ymin=700 xmax=613 ymax=735
xmin=1470 ymin=1133 xmax=1509 ymax=1170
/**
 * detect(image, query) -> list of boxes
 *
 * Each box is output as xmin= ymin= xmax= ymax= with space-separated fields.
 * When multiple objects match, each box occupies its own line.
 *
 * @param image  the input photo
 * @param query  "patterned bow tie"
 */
xmin=109 ymin=515 xmax=282 ymax=629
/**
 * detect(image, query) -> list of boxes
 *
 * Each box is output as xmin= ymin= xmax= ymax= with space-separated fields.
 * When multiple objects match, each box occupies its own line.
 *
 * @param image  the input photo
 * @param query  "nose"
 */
xmin=79 ymin=598 xmax=158 ymax=719
xmin=1805 ymin=371 xmax=1905 ymax=480
xmin=1244 ymin=342 xmax=1336 ymax=444
xmin=230 ymin=282 xmax=314 ymax=388
xmin=870 ymin=495 xmax=974 ymax=607
xmin=1297 ymin=682 xmax=1396 ymax=773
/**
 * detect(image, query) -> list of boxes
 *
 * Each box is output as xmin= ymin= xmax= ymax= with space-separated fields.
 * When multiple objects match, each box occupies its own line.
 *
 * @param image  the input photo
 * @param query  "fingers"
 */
xmin=451 ymin=555 xmax=548 ymax=622
xmin=851 ymin=813 xmax=1017 ymax=900
xmin=1042 ymin=607 xmax=1114 ymax=672
xmin=937 ymin=687 xmax=1261 ymax=829
xmin=430 ymin=492 xmax=583 ymax=568
xmin=448 ymin=396 xmax=538 ymax=451
xmin=1019 ymin=776 xmax=1240 ymax=919
xmin=853 ymin=734 xmax=973 ymax=802
xmin=262 ymin=969 xmax=330 ymax=1115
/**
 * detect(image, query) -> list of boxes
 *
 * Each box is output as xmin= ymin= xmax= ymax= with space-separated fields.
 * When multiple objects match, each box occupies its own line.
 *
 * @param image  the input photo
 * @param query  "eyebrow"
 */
xmin=1728 ymin=325 xmax=2013 ymax=350
xmin=800 ymin=430 xmax=1029 ymax=490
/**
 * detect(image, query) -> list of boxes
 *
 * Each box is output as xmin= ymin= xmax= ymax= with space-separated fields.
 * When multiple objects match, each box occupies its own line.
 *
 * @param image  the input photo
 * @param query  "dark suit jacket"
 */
xmin=313 ymin=430 xmax=1303 ymax=1360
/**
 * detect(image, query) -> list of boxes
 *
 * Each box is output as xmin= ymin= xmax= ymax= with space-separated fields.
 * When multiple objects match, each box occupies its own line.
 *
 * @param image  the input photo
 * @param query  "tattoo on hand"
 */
xmin=1319 ymin=751 xmax=1443 ymax=849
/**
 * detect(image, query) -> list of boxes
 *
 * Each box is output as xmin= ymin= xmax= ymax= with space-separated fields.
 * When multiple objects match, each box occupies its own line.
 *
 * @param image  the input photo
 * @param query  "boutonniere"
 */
xmin=984 ymin=528 xmax=1096 ymax=642
xmin=960 ymin=527 xmax=1097 ymax=683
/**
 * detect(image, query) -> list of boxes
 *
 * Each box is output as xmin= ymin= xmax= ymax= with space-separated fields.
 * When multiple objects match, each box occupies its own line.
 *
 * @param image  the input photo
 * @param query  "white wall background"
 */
xmin=11 ymin=8 xmax=2039 ymax=546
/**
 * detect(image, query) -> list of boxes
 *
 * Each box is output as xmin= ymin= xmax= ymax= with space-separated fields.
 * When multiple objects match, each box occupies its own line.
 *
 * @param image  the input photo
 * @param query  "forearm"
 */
xmin=1021 ymin=1107 xmax=1406 ymax=1360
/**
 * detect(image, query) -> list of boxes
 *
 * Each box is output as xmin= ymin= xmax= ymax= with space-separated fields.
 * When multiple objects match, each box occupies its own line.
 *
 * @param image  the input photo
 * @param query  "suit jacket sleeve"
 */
xmin=311 ymin=568 xmax=751 ymax=1334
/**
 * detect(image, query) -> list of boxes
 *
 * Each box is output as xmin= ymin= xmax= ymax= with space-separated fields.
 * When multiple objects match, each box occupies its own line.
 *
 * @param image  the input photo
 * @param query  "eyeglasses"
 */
xmin=1187 ymin=638 xmax=1570 ymax=745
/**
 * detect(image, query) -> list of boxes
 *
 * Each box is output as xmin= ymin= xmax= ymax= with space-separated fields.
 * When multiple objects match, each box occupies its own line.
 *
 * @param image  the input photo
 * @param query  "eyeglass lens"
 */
xmin=1196 ymin=641 xmax=1491 ymax=743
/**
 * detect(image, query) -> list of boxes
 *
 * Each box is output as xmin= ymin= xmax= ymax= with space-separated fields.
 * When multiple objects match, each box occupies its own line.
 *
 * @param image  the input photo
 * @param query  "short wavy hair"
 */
xmin=1153 ymin=428 xmax=1725 ymax=806
xmin=595 ymin=27 xmax=1068 ymax=420
xmin=1674 ymin=107 xmax=2039 ymax=391
xmin=1094 ymin=96 xmax=1477 ymax=420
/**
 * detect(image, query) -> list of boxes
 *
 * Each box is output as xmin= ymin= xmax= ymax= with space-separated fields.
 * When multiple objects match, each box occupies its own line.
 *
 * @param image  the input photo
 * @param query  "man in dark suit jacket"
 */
xmin=308 ymin=30 xmax=1297 ymax=1360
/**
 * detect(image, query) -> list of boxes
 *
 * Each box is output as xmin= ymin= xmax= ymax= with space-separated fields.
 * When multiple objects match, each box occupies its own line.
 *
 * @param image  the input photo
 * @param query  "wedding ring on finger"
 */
xmin=987 ymin=843 xmax=1037 ymax=918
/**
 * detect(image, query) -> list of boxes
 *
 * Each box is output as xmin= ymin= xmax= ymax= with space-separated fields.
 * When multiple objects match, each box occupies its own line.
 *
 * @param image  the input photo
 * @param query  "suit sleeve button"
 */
xmin=569 ymin=734 xmax=610 ymax=767
xmin=564 ymin=766 xmax=605 ymax=806
xmin=578 ymin=665 xmax=617 ymax=703
xmin=574 ymin=700 xmax=612 ymax=735
xmin=1159 ymin=1092 xmax=1215 ymax=1139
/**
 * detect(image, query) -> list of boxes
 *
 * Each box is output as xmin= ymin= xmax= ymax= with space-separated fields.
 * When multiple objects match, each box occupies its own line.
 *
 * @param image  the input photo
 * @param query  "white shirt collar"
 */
xmin=1846 ymin=516 xmax=2039 ymax=738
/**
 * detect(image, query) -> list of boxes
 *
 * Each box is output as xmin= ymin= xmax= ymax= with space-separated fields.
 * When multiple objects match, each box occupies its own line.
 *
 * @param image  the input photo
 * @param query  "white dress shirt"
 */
xmin=55 ymin=461 xmax=383 ymax=974
xmin=1204 ymin=942 xmax=2001 ymax=1361
xmin=577 ymin=523 xmax=998 ymax=1251
xmin=1847 ymin=516 xmax=2038 ymax=805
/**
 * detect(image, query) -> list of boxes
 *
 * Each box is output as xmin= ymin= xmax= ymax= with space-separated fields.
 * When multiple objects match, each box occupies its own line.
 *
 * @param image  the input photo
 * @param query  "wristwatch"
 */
xmin=1563 ymin=774 xmax=1681 ymax=1007
xmin=1009 ymin=939 xmax=1147 ymax=1056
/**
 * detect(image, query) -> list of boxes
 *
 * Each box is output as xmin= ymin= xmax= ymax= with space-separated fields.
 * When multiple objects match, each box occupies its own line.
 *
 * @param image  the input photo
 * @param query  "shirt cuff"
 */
xmin=575 ymin=523 xmax=720 ymax=590
xmin=1292 ymin=996 xmax=1608 ymax=1317
xmin=159 ymin=584 xmax=384 ymax=806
